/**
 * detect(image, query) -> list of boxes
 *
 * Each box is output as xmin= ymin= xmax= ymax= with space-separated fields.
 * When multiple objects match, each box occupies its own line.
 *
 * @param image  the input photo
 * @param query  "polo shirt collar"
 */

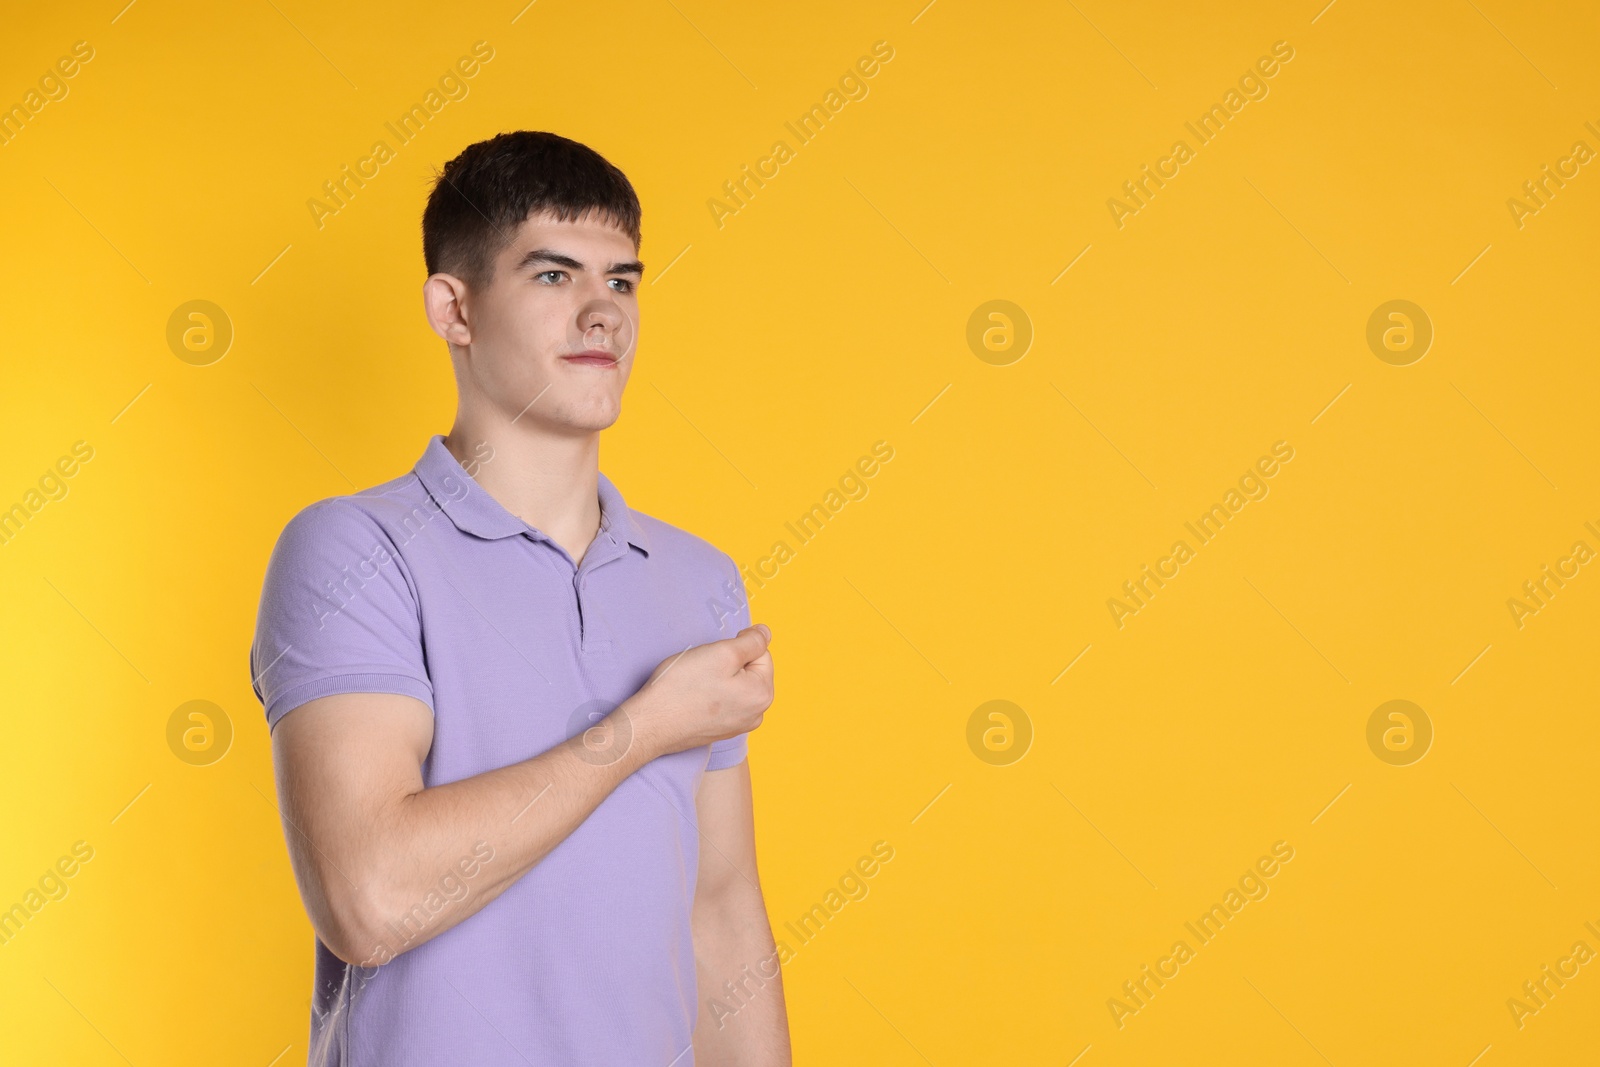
xmin=412 ymin=434 xmax=651 ymax=554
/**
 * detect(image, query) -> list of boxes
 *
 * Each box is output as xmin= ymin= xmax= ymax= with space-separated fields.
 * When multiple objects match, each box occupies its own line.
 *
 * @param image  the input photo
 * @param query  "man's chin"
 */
xmin=494 ymin=385 xmax=624 ymax=435
xmin=542 ymin=402 xmax=623 ymax=436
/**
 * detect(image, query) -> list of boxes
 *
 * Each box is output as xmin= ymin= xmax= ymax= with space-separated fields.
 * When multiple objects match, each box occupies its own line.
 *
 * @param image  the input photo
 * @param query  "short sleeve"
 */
xmin=706 ymin=553 xmax=751 ymax=770
xmin=249 ymin=500 xmax=433 ymax=732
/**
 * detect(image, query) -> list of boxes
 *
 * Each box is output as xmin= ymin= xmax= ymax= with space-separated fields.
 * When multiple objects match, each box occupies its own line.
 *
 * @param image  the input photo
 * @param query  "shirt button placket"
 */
xmin=530 ymin=533 xmax=586 ymax=649
xmin=576 ymin=537 xmax=621 ymax=654
xmin=575 ymin=573 xmax=587 ymax=647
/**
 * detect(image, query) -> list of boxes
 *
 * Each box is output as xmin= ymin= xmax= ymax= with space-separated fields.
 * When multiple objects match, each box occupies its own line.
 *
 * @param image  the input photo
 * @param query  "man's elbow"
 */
xmin=313 ymin=881 xmax=415 ymax=968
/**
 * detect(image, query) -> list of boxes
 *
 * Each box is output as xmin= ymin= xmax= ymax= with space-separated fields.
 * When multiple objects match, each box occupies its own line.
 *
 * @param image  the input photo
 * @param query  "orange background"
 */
xmin=2 ymin=1 xmax=1598 ymax=1063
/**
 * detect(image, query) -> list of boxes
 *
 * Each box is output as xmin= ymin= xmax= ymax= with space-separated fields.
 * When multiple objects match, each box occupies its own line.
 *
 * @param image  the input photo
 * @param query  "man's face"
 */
xmin=452 ymin=210 xmax=642 ymax=435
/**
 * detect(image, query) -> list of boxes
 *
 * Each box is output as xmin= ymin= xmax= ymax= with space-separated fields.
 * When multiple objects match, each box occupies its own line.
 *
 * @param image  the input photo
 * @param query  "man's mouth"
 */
xmin=561 ymin=349 xmax=619 ymax=367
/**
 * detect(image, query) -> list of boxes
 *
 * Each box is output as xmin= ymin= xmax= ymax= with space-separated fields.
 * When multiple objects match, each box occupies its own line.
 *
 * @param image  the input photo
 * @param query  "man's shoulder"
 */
xmin=628 ymin=505 xmax=737 ymax=579
xmin=271 ymin=471 xmax=432 ymax=553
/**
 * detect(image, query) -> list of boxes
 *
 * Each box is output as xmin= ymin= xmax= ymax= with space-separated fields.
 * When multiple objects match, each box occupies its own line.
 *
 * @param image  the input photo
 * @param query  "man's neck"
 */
xmin=442 ymin=418 xmax=603 ymax=567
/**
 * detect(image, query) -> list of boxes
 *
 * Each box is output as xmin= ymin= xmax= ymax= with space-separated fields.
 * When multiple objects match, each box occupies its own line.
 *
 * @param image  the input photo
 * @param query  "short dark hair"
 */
xmin=422 ymin=130 xmax=642 ymax=292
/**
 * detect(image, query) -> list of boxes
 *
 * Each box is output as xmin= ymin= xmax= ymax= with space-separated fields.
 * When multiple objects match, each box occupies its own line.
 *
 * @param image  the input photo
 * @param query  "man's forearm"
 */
xmin=307 ymin=700 xmax=660 ymax=966
xmin=277 ymin=625 xmax=773 ymax=968
xmin=692 ymin=889 xmax=792 ymax=1065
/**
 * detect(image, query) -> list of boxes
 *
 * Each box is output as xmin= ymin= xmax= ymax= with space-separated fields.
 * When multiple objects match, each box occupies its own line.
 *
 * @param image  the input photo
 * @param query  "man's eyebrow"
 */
xmin=516 ymin=248 xmax=645 ymax=275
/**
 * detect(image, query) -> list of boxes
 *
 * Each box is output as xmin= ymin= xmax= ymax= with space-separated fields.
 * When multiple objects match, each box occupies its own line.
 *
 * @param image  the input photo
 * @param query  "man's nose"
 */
xmin=574 ymin=293 xmax=634 ymax=351
xmin=577 ymin=297 xmax=621 ymax=333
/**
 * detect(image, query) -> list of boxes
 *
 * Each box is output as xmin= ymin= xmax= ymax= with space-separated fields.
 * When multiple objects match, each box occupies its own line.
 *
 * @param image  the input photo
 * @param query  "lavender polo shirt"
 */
xmin=249 ymin=434 xmax=751 ymax=1066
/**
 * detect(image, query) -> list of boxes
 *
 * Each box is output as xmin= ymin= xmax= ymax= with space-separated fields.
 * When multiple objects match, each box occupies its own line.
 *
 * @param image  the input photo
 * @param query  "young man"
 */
xmin=250 ymin=131 xmax=790 ymax=1066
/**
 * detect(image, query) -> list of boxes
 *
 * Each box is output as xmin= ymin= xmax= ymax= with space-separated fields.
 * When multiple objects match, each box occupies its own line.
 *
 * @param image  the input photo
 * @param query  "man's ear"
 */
xmin=423 ymin=273 xmax=474 ymax=347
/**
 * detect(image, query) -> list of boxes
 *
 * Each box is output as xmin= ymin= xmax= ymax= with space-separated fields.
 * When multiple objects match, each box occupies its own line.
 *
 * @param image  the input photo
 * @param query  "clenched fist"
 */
xmin=625 ymin=624 xmax=775 ymax=759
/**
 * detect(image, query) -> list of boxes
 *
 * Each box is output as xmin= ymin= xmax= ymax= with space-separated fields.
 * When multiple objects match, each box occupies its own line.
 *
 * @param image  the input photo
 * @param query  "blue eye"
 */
xmin=609 ymin=278 xmax=635 ymax=293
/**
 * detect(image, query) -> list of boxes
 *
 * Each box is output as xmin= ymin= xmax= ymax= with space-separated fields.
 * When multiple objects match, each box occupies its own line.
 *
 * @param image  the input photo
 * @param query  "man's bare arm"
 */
xmin=691 ymin=760 xmax=791 ymax=1066
xmin=269 ymin=624 xmax=773 ymax=966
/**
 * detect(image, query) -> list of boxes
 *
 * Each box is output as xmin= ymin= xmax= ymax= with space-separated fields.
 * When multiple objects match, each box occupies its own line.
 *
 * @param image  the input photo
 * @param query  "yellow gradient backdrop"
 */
xmin=2 ymin=1 xmax=1597 ymax=1064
